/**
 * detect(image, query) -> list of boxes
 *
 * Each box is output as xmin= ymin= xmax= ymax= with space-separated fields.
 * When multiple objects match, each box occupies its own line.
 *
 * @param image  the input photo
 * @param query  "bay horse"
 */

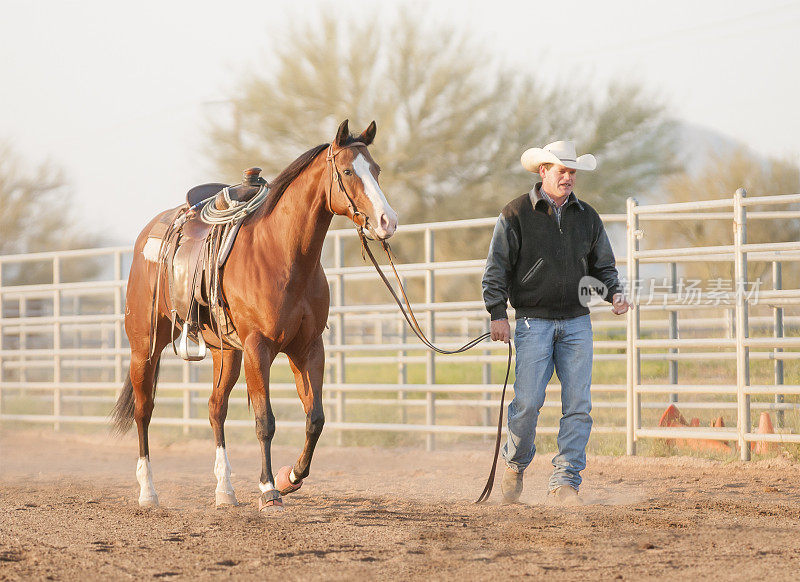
xmin=112 ymin=120 xmax=398 ymax=510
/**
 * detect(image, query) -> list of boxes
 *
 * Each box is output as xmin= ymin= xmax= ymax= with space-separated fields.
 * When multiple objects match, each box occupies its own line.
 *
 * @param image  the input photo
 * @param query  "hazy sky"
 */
xmin=1 ymin=0 xmax=799 ymax=243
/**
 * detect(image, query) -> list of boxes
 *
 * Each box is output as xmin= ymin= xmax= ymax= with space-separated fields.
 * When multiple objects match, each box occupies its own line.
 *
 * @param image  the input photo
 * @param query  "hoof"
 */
xmin=258 ymin=490 xmax=284 ymax=512
xmin=138 ymin=494 xmax=159 ymax=508
xmin=215 ymin=491 xmax=239 ymax=507
xmin=275 ymin=465 xmax=303 ymax=496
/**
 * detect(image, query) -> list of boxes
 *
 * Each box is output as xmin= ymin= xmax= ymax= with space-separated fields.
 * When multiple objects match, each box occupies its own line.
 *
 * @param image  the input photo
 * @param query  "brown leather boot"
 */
xmin=546 ymin=486 xmax=583 ymax=506
xmin=500 ymin=468 xmax=524 ymax=503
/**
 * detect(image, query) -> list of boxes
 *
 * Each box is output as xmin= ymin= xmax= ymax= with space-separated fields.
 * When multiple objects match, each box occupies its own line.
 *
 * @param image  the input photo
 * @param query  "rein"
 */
xmin=356 ymin=230 xmax=513 ymax=504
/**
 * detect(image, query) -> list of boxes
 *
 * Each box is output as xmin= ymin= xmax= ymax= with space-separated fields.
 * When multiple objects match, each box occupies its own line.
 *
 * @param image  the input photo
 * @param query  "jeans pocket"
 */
xmin=515 ymin=317 xmax=535 ymax=337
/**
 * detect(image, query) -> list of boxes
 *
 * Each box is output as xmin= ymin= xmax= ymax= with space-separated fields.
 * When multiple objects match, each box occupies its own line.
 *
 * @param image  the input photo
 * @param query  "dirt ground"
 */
xmin=1 ymin=429 xmax=799 ymax=581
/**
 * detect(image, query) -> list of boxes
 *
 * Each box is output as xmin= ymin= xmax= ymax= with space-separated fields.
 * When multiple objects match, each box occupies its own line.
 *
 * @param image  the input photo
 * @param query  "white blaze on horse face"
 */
xmin=136 ymin=456 xmax=159 ymax=507
xmin=352 ymin=153 xmax=398 ymax=239
xmin=213 ymin=446 xmax=236 ymax=499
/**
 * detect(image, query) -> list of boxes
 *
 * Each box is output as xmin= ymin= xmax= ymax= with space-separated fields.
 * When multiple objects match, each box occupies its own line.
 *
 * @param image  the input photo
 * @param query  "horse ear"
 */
xmin=334 ymin=119 xmax=349 ymax=147
xmin=358 ymin=121 xmax=377 ymax=146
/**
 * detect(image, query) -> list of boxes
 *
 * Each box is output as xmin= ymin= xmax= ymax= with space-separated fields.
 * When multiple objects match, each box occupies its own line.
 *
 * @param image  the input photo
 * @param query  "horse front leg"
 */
xmin=242 ymin=334 xmax=281 ymax=511
xmin=277 ymin=336 xmax=325 ymax=495
xmin=209 ymin=347 xmax=243 ymax=506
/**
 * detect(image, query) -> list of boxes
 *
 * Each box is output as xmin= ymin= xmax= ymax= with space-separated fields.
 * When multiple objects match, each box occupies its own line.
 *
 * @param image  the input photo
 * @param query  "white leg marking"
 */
xmin=214 ymin=446 xmax=238 ymax=506
xmin=353 ymin=153 xmax=398 ymax=237
xmin=289 ymin=468 xmax=300 ymax=484
xmin=214 ymin=447 xmax=236 ymax=490
xmin=136 ymin=456 xmax=159 ymax=507
xmin=259 ymin=481 xmax=277 ymax=493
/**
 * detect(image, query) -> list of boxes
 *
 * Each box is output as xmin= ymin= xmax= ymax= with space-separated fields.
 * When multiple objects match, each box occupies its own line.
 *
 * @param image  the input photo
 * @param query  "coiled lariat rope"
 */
xmin=356 ymin=229 xmax=513 ymax=504
xmin=200 ymin=185 xmax=270 ymax=224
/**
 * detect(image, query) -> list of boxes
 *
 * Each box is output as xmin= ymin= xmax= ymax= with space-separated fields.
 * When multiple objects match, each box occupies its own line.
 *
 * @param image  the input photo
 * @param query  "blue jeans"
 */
xmin=502 ymin=314 xmax=593 ymax=491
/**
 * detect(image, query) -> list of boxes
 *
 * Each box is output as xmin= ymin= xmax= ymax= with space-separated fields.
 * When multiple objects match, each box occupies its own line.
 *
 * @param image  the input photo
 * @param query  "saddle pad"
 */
xmin=143 ymin=206 xmax=185 ymax=262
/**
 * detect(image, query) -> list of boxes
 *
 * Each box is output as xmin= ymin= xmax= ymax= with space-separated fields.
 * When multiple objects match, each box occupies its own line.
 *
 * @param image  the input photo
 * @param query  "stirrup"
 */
xmin=176 ymin=324 xmax=207 ymax=361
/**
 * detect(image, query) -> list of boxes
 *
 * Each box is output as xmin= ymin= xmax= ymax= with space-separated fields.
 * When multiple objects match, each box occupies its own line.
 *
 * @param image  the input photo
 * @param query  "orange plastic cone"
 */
xmin=659 ymin=405 xmax=732 ymax=453
xmin=680 ymin=415 xmax=731 ymax=454
xmin=659 ymin=404 xmax=688 ymax=447
xmin=752 ymin=412 xmax=775 ymax=455
xmin=658 ymin=404 xmax=688 ymax=428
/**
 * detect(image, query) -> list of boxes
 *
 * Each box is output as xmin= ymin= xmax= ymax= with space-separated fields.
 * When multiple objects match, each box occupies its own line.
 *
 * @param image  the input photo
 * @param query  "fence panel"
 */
xmin=626 ymin=190 xmax=800 ymax=457
xmin=1 ymin=192 xmax=798 ymax=456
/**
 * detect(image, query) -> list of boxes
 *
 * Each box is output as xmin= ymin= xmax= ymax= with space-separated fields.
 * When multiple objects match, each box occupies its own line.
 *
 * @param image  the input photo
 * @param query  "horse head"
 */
xmin=326 ymin=120 xmax=398 ymax=240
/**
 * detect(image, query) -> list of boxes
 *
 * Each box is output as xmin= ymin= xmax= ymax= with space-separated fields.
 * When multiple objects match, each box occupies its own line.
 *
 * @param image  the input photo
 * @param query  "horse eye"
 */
xmin=343 ymin=169 xmax=352 ymax=176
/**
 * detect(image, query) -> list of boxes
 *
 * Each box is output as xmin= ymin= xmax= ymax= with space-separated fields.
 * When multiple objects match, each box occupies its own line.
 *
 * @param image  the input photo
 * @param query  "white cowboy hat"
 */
xmin=521 ymin=140 xmax=597 ymax=173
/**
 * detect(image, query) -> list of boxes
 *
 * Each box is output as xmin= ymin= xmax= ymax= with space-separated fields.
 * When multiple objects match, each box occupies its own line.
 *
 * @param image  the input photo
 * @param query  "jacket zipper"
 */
xmin=521 ymin=257 xmax=544 ymax=284
xmin=559 ymin=210 xmax=567 ymax=311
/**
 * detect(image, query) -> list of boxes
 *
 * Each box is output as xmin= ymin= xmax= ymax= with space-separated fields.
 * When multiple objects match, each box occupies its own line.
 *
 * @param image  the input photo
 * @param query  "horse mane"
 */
xmin=262 ymin=135 xmax=362 ymax=215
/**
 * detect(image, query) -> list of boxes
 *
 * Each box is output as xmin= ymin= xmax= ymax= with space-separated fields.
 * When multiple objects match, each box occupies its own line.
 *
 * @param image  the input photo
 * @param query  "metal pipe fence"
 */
xmin=0 ymin=191 xmax=798 ymax=456
xmin=626 ymin=189 xmax=800 ymax=459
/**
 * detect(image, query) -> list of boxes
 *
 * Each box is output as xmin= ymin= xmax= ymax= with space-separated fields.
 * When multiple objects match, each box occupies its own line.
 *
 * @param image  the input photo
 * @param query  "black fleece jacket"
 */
xmin=482 ymin=184 xmax=621 ymax=320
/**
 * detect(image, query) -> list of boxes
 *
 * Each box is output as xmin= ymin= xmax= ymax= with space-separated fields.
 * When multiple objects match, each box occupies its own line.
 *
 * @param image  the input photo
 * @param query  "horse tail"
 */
xmin=111 ymin=358 xmax=161 ymax=435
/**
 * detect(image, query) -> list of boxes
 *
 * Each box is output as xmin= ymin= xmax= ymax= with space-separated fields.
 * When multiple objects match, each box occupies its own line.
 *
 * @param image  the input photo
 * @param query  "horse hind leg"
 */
xmin=112 ymin=358 xmax=160 ymax=507
xmin=209 ymin=347 xmax=243 ymax=506
xmin=277 ymin=337 xmax=325 ymax=496
xmin=130 ymin=348 xmax=164 ymax=507
xmin=117 ymin=315 xmax=171 ymax=507
xmin=115 ymin=248 xmax=173 ymax=507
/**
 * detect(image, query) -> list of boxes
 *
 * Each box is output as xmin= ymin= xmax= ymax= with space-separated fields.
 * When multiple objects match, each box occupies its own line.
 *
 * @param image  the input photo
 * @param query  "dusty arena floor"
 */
xmin=1 ymin=429 xmax=799 ymax=581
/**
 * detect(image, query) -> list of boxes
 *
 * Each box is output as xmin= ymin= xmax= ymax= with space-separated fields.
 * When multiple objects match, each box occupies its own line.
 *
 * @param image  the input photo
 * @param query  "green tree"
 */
xmin=0 ymin=142 xmax=100 ymax=283
xmin=206 ymin=12 xmax=677 ymax=225
xmin=205 ymin=11 xmax=678 ymax=303
xmin=649 ymin=148 xmax=800 ymax=284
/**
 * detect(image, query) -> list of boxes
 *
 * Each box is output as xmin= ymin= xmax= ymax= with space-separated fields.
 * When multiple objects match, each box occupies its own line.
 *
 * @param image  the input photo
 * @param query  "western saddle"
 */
xmin=146 ymin=167 xmax=268 ymax=361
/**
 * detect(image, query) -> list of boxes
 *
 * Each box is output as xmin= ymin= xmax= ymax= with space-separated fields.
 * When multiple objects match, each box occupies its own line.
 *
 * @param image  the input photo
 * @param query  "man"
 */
xmin=482 ymin=140 xmax=629 ymax=505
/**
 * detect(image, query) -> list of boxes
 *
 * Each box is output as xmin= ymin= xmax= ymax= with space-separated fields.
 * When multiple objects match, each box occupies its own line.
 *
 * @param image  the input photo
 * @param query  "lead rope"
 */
xmin=356 ymin=230 xmax=512 ymax=503
xmin=326 ymin=141 xmax=511 ymax=502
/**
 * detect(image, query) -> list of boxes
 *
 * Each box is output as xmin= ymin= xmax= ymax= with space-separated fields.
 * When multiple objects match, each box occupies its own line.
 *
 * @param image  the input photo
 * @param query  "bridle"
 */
xmin=328 ymin=139 xmax=513 ymax=503
xmin=325 ymin=141 xmax=382 ymax=241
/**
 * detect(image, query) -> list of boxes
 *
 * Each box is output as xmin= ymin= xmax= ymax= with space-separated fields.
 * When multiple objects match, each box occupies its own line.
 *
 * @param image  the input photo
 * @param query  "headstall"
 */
xmin=325 ymin=141 xmax=383 ymax=241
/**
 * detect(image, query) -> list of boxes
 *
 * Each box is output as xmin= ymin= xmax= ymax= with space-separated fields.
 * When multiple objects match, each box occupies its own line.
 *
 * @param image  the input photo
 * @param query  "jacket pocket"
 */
xmin=521 ymin=258 xmax=544 ymax=285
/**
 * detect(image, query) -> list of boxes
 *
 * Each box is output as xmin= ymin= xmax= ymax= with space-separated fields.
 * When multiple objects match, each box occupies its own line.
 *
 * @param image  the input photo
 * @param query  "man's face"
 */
xmin=539 ymin=164 xmax=576 ymax=198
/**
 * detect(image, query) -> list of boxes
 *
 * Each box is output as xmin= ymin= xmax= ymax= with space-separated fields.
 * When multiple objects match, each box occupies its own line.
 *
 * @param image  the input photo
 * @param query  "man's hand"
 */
xmin=490 ymin=318 xmax=511 ymax=343
xmin=611 ymin=293 xmax=630 ymax=315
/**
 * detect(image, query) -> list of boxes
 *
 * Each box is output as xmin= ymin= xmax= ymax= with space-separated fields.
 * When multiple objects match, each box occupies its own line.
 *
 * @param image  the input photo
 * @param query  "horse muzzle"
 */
xmin=371 ymin=209 xmax=398 ymax=240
